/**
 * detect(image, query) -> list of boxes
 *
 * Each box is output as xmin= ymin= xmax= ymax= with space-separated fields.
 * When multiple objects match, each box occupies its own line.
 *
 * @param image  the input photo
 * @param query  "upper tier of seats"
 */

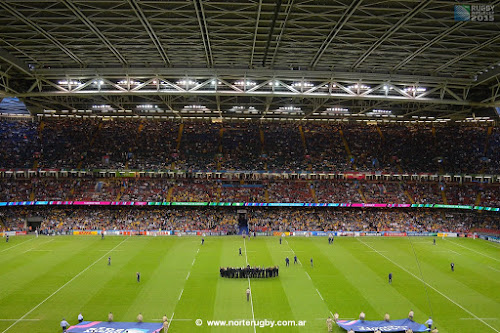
xmin=1 ymin=118 xmax=498 ymax=174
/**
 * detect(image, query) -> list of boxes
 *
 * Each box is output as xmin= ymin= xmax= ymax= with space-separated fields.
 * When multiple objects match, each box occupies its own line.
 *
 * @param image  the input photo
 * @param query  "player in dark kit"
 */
xmin=285 ymin=257 xmax=290 ymax=267
xmin=279 ymin=237 xmax=282 ymax=245
xmin=136 ymin=271 xmax=141 ymax=282
xmin=108 ymin=257 xmax=111 ymax=265
xmin=451 ymin=262 xmax=454 ymax=272
xmin=201 ymin=238 xmax=204 ymax=245
xmin=294 ymin=255 xmax=298 ymax=264
xmin=6 ymin=234 xmax=9 ymax=243
xmin=388 ymin=272 xmax=392 ymax=284
xmin=239 ymin=247 xmax=242 ymax=256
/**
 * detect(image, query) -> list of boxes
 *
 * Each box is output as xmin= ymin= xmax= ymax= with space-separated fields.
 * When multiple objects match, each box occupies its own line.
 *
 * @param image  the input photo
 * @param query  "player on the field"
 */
xmin=78 ymin=312 xmax=83 ymax=323
xmin=136 ymin=271 xmax=141 ymax=282
xmin=408 ymin=309 xmax=414 ymax=321
xmin=285 ymin=257 xmax=290 ymax=267
xmin=137 ymin=313 xmax=143 ymax=323
xmin=388 ymin=272 xmax=392 ymax=284
xmin=108 ymin=312 xmax=113 ymax=322
xmin=294 ymin=255 xmax=298 ymax=264
xmin=239 ymin=247 xmax=242 ymax=256
xmin=425 ymin=317 xmax=433 ymax=329
xmin=60 ymin=318 xmax=70 ymax=332
xmin=450 ymin=262 xmax=454 ymax=272
xmin=108 ymin=257 xmax=111 ymax=266
xmin=246 ymin=287 xmax=251 ymax=301
xmin=326 ymin=316 xmax=334 ymax=332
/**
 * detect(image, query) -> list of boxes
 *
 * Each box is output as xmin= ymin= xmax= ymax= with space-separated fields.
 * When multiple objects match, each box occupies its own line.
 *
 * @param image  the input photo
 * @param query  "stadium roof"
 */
xmin=0 ymin=0 xmax=499 ymax=121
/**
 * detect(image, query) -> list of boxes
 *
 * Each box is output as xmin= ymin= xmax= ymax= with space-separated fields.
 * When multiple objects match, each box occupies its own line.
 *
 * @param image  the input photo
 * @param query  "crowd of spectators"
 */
xmin=1 ymin=118 xmax=499 ymax=174
xmin=1 ymin=207 xmax=497 ymax=234
xmin=0 ymin=178 xmax=499 ymax=207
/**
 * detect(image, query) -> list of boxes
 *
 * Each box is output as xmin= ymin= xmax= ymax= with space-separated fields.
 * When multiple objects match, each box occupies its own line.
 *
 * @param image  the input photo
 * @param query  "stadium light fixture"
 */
xmin=234 ymin=80 xmax=257 ymax=86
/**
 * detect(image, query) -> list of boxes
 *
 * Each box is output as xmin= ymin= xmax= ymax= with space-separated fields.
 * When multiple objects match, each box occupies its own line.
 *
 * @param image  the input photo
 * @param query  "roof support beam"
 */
xmin=0 ymin=47 xmax=33 ymax=77
xmin=127 ymin=0 xmax=171 ymax=66
xmin=0 ymin=2 xmax=84 ymax=66
xmin=270 ymin=0 xmax=295 ymax=67
xmin=351 ymin=0 xmax=431 ymax=69
xmin=392 ymin=22 xmax=466 ymax=72
xmin=61 ymin=0 xmax=128 ymax=65
xmin=249 ymin=0 xmax=263 ymax=68
xmin=262 ymin=0 xmax=282 ymax=67
xmin=193 ymin=0 xmax=214 ymax=67
xmin=309 ymin=0 xmax=362 ymax=69
xmin=436 ymin=34 xmax=500 ymax=72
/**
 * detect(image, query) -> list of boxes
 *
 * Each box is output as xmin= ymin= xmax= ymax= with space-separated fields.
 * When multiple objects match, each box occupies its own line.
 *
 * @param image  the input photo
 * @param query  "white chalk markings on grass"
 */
xmin=284 ymin=239 xmax=302 ymax=265
xmin=0 ymin=238 xmax=35 ymax=253
xmin=444 ymin=239 xmax=500 ymax=263
xmin=1 ymin=237 xmax=129 ymax=333
xmin=243 ymin=238 xmax=257 ymax=333
xmin=286 ymin=239 xmax=336 ymax=320
xmin=169 ymin=245 xmax=199 ymax=331
xmin=316 ymin=289 xmax=324 ymax=301
xmin=0 ymin=319 xmax=39 ymax=322
xmin=357 ymin=238 xmax=500 ymax=333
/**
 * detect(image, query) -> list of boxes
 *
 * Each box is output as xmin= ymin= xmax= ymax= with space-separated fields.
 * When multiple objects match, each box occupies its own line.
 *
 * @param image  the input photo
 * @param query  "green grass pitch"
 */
xmin=0 ymin=235 xmax=499 ymax=332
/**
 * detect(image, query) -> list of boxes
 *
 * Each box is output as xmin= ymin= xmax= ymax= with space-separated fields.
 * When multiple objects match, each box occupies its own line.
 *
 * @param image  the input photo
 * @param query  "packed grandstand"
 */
xmin=0 ymin=117 xmax=498 ymax=236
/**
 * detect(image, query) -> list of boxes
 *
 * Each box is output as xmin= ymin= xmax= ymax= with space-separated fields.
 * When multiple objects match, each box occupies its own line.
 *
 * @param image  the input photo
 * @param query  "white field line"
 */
xmin=460 ymin=318 xmax=498 ymax=320
xmin=244 ymin=238 xmax=257 ymax=333
xmin=0 ymin=238 xmax=35 ymax=253
xmin=357 ymin=238 xmax=500 ymax=333
xmin=286 ymin=239 xmax=336 ymax=319
xmin=488 ymin=266 xmax=500 ymax=273
xmin=445 ymin=239 xmax=500 ymax=262
xmin=178 ymin=289 xmax=184 ymax=300
xmin=1 ymin=237 xmax=128 ymax=333
xmin=284 ymin=239 xmax=302 ymax=265
xmin=0 ymin=319 xmax=40 ymax=322
xmin=482 ymin=241 xmax=500 ymax=249
xmin=316 ymin=289 xmax=324 ymax=301
xmin=168 ymin=245 xmax=199 ymax=331
xmin=22 ymin=239 xmax=54 ymax=253
xmin=448 ymin=249 xmax=462 ymax=256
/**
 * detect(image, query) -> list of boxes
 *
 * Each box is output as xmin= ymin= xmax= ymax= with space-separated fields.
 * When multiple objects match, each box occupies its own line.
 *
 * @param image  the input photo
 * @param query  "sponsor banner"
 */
xmin=73 ymin=230 xmax=100 ymax=235
xmin=3 ymin=231 xmax=17 ymax=236
xmin=362 ymin=232 xmax=383 ymax=237
xmin=255 ymin=232 xmax=268 ymax=236
xmin=337 ymin=319 xmax=429 ymax=332
xmin=311 ymin=231 xmax=329 ymax=237
xmin=437 ymin=232 xmax=458 ymax=238
xmin=383 ymin=232 xmax=407 ymax=237
xmin=273 ymin=231 xmax=290 ymax=237
xmin=146 ymin=231 xmax=172 ymax=236
xmin=67 ymin=321 xmax=163 ymax=333
xmin=104 ymin=230 xmax=121 ymax=236
xmin=15 ymin=231 xmax=27 ymax=235
xmin=407 ymin=232 xmax=433 ymax=236
xmin=336 ymin=231 xmax=355 ymax=236
xmin=73 ymin=201 xmax=111 ymax=205
xmin=292 ymin=231 xmax=311 ymax=237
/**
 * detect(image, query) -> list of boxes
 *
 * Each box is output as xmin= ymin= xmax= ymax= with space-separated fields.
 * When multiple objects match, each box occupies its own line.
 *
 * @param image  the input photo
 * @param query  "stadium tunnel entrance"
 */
xmin=237 ymin=209 xmax=248 ymax=235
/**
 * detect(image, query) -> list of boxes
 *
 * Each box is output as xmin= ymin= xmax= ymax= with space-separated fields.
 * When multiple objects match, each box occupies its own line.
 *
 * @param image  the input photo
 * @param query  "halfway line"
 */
xmin=1 ymin=237 xmax=128 ymax=333
xmin=244 ymin=238 xmax=257 ymax=333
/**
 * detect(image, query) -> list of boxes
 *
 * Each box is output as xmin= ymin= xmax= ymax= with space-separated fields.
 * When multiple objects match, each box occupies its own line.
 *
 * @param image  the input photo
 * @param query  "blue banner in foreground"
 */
xmin=67 ymin=321 xmax=163 ymax=333
xmin=337 ymin=319 xmax=429 ymax=332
